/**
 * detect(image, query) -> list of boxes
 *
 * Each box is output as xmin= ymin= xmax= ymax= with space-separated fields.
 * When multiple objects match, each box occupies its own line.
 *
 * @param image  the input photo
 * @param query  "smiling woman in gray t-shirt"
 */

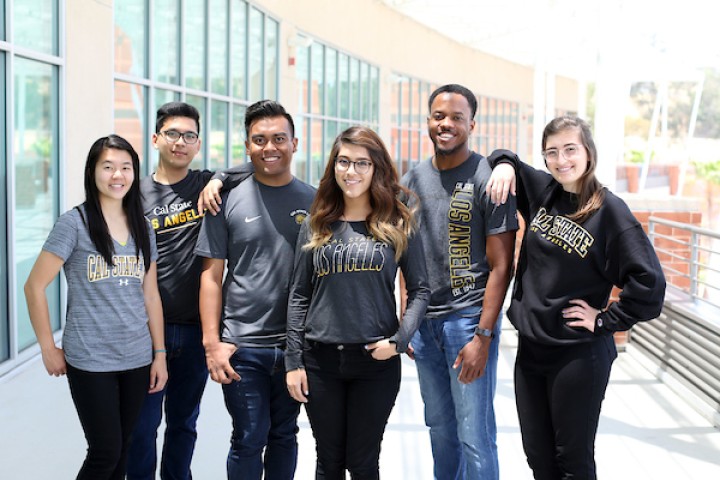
xmin=24 ymin=135 xmax=167 ymax=479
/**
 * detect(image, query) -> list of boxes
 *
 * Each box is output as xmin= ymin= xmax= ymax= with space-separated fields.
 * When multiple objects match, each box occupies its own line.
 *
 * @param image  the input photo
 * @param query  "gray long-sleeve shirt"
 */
xmin=285 ymin=220 xmax=430 ymax=371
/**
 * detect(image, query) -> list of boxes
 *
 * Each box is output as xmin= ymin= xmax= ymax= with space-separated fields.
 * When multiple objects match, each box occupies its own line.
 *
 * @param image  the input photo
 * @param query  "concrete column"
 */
xmin=65 ymin=0 xmax=115 ymax=207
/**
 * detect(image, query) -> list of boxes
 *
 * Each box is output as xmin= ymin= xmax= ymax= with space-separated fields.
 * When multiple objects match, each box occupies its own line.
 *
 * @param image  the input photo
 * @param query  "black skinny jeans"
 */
xmin=514 ymin=335 xmax=617 ymax=480
xmin=303 ymin=342 xmax=401 ymax=480
xmin=66 ymin=362 xmax=150 ymax=480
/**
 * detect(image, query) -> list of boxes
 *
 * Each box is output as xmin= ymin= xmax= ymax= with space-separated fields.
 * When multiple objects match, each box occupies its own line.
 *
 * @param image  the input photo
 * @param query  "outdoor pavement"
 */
xmin=2 ymin=326 xmax=719 ymax=479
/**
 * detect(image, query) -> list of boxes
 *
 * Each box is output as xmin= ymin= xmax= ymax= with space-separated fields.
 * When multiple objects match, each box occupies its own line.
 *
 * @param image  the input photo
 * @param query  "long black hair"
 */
xmin=82 ymin=134 xmax=151 ymax=268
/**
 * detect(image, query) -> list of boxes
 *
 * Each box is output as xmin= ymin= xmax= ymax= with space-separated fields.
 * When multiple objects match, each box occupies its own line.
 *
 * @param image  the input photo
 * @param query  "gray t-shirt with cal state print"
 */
xmin=42 ymin=205 xmax=158 ymax=372
xmin=194 ymin=176 xmax=316 ymax=348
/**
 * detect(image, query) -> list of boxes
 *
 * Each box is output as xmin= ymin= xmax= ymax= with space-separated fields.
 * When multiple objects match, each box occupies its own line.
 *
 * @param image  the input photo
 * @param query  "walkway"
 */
xmin=1 ymin=328 xmax=719 ymax=479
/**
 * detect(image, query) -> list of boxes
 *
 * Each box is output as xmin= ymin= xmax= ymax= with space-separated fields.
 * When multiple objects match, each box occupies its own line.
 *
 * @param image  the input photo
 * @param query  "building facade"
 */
xmin=0 ymin=0 xmax=578 ymax=374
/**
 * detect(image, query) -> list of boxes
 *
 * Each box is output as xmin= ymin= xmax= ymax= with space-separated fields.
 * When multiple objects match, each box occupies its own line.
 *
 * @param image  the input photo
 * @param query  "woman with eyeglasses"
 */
xmin=24 ymin=135 xmax=168 ymax=479
xmin=486 ymin=115 xmax=666 ymax=480
xmin=285 ymin=126 xmax=430 ymax=479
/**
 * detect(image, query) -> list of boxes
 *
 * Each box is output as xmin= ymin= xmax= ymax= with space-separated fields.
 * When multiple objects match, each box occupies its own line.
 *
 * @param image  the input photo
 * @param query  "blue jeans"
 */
xmin=223 ymin=346 xmax=300 ymax=480
xmin=412 ymin=307 xmax=501 ymax=480
xmin=127 ymin=324 xmax=209 ymax=480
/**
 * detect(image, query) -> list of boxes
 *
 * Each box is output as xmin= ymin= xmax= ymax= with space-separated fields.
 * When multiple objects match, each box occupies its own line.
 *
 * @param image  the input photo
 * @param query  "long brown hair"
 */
xmin=542 ymin=116 xmax=605 ymax=223
xmin=306 ymin=126 xmax=416 ymax=260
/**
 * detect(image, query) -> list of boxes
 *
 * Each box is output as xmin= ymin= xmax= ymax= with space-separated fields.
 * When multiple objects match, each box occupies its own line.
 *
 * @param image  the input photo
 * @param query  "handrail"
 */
xmin=649 ymin=216 xmax=720 ymax=311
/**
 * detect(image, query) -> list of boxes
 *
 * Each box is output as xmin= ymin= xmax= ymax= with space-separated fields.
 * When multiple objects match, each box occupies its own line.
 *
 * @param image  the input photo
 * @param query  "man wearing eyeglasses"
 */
xmin=128 ymin=102 xmax=252 ymax=480
xmin=401 ymin=84 xmax=518 ymax=480
xmin=195 ymin=100 xmax=316 ymax=480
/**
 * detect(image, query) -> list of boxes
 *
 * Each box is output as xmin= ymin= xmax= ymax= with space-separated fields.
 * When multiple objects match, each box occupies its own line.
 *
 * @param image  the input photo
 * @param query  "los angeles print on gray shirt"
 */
xmin=401 ymin=152 xmax=519 ymax=318
xmin=285 ymin=220 xmax=430 ymax=371
xmin=42 ymin=205 xmax=158 ymax=372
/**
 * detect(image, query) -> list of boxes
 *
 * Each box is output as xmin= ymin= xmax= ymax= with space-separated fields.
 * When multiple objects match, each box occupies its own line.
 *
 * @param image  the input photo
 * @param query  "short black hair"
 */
xmin=155 ymin=102 xmax=201 ymax=134
xmin=244 ymin=100 xmax=295 ymax=138
xmin=428 ymin=84 xmax=478 ymax=118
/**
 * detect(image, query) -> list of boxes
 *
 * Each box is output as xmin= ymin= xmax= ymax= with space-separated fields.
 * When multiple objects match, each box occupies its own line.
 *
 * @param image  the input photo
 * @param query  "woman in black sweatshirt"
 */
xmin=285 ymin=126 xmax=430 ymax=479
xmin=487 ymin=116 xmax=665 ymax=480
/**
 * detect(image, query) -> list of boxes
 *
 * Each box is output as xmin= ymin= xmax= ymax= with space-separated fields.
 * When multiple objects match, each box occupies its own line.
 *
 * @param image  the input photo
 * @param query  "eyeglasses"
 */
xmin=542 ymin=144 xmax=583 ymax=161
xmin=335 ymin=158 xmax=373 ymax=175
xmin=159 ymin=130 xmax=200 ymax=144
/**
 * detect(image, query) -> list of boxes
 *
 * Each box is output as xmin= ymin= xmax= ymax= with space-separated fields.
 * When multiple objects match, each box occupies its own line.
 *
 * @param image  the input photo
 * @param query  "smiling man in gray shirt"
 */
xmin=195 ymin=100 xmax=315 ymax=480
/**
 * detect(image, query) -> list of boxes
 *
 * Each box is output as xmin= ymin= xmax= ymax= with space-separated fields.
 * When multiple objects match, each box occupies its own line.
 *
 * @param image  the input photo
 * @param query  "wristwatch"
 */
xmin=595 ymin=310 xmax=604 ymax=330
xmin=474 ymin=326 xmax=495 ymax=339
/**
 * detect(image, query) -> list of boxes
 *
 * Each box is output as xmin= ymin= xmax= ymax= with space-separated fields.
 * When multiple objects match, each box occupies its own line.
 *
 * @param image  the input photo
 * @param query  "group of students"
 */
xmin=25 ymin=83 xmax=666 ymax=480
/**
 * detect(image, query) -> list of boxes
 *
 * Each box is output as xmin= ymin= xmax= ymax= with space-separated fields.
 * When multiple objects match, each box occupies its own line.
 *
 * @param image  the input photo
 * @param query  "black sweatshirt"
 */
xmin=489 ymin=150 xmax=666 ymax=345
xmin=285 ymin=220 xmax=430 ymax=371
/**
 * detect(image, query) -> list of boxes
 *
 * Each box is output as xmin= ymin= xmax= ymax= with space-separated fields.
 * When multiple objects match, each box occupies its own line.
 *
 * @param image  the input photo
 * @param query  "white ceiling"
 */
xmin=382 ymin=0 xmax=720 ymax=82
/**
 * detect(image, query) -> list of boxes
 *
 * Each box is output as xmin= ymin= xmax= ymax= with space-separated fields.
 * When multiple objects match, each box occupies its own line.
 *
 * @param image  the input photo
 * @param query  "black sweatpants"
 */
xmin=303 ymin=342 xmax=401 ymax=480
xmin=514 ymin=335 xmax=617 ymax=480
xmin=66 ymin=362 xmax=150 ymax=480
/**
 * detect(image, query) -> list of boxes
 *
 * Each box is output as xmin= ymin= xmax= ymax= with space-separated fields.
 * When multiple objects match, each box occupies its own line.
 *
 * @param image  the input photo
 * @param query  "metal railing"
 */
xmin=635 ymin=216 xmax=720 ymax=426
xmin=648 ymin=216 xmax=720 ymax=310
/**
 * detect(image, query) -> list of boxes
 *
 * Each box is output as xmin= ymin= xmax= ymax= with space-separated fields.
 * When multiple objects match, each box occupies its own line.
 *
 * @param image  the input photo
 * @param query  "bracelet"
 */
xmin=153 ymin=349 xmax=167 ymax=354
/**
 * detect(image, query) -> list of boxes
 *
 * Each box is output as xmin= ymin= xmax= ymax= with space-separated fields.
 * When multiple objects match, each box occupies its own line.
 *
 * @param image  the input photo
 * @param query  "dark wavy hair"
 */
xmin=306 ymin=126 xmax=417 ymax=260
xmin=83 ymin=134 xmax=151 ymax=267
xmin=542 ymin=115 xmax=605 ymax=223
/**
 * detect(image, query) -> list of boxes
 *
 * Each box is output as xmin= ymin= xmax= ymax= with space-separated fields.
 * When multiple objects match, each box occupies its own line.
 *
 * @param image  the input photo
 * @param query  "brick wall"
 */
xmin=610 ymin=199 xmax=702 ymax=347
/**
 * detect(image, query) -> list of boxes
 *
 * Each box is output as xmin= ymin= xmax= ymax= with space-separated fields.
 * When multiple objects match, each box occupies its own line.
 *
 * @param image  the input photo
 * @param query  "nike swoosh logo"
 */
xmin=245 ymin=215 xmax=261 ymax=223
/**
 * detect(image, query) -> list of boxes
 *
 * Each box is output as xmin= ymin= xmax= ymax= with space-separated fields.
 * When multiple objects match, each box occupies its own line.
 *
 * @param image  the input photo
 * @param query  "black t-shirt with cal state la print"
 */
xmin=141 ymin=165 xmax=252 ymax=325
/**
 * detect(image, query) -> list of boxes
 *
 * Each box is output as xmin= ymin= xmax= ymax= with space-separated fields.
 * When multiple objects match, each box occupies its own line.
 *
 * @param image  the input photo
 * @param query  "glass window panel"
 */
xmin=184 ymin=0 xmax=206 ymax=90
xmin=153 ymin=0 xmax=179 ymax=84
xmin=209 ymin=101 xmax=228 ymax=170
xmin=360 ymin=62 xmax=370 ymax=122
xmin=0 ymin=0 xmax=5 ymax=40
xmin=319 ymin=120 xmax=338 ymax=183
xmin=0 ymin=52 xmax=7 ymax=361
xmin=293 ymin=117 xmax=308 ymax=183
xmin=265 ymin=17 xmax=278 ymax=99
xmin=370 ymin=66 xmax=379 ymax=124
xmin=324 ymin=48 xmax=336 ymax=118
xmin=13 ymin=0 xmax=57 ymax=55
xmin=154 ymin=89 xmax=179 ymax=116
xmin=113 ymin=81 xmax=147 ymax=170
xmin=350 ymin=58 xmax=360 ymax=120
xmin=308 ymin=119 xmax=324 ymax=185
xmin=114 ymin=0 xmax=147 ymax=77
xmin=390 ymin=127 xmax=401 ymax=170
xmin=231 ymin=2 xmax=246 ymax=99
xmin=248 ymin=8 xmax=263 ymax=101
xmin=310 ymin=44 xmax=324 ymax=115
xmin=400 ymin=79 xmax=409 ymax=127
xmin=390 ymin=76 xmax=400 ymax=125
xmin=209 ymin=0 xmax=229 ymax=95
xmin=14 ymin=58 xmax=60 ymax=350
xmin=231 ymin=104 xmax=246 ymax=165
xmin=338 ymin=54 xmax=349 ymax=119
xmin=185 ymin=95 xmax=206 ymax=169
xmin=295 ymin=42 xmax=309 ymax=114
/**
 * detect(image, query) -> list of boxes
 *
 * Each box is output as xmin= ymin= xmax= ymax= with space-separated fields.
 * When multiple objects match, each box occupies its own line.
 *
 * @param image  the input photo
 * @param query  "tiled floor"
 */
xmin=2 ymin=329 xmax=719 ymax=479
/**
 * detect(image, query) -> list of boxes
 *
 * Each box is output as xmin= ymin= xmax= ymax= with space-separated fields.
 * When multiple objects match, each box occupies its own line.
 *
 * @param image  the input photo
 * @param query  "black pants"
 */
xmin=66 ymin=363 xmax=150 ymax=480
xmin=514 ymin=335 xmax=617 ymax=480
xmin=303 ymin=342 xmax=401 ymax=480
